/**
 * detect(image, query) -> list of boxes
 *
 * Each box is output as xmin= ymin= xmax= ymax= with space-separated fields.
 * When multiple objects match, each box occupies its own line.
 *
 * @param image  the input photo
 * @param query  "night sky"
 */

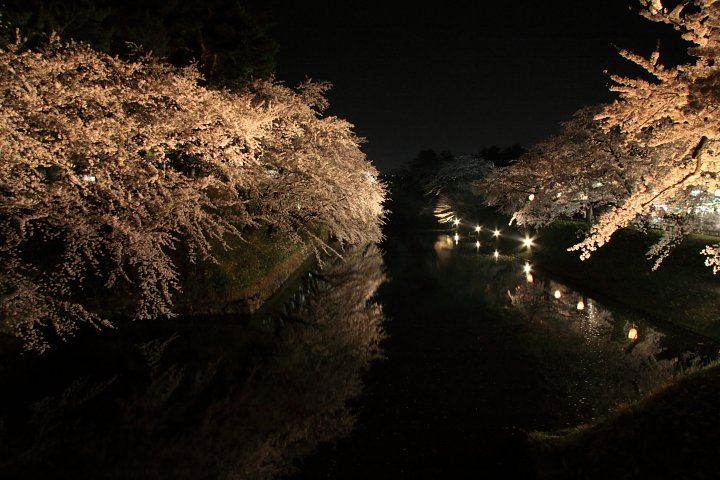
xmin=264 ymin=0 xmax=687 ymax=171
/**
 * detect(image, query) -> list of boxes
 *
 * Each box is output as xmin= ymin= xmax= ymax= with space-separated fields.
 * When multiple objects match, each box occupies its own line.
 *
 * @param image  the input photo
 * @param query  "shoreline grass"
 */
xmin=528 ymin=359 xmax=720 ymax=479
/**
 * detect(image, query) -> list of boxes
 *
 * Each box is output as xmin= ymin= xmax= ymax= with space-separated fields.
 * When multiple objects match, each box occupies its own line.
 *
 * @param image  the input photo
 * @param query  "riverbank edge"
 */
xmin=0 ymin=232 xmax=322 ymax=353
xmin=175 ymin=239 xmax=317 ymax=316
xmin=518 ymin=221 xmax=720 ymax=478
xmin=526 ymin=359 xmax=720 ymax=479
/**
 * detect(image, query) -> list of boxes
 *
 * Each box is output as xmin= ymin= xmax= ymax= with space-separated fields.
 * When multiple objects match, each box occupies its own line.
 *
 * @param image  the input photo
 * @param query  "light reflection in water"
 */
xmin=505 ymin=268 xmax=704 ymax=419
xmin=438 ymin=233 xmax=711 ymax=423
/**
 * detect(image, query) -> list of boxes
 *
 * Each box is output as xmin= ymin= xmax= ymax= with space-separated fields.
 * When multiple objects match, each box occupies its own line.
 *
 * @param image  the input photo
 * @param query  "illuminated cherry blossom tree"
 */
xmin=476 ymin=107 xmax=650 ymax=227
xmin=0 ymin=36 xmax=385 ymax=351
xmin=478 ymin=1 xmax=720 ymax=272
xmin=569 ymin=0 xmax=720 ymax=271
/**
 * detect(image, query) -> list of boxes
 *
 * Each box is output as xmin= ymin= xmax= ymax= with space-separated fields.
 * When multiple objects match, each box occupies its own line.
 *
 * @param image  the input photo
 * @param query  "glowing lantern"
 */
xmin=576 ymin=299 xmax=585 ymax=311
xmin=628 ymin=326 xmax=639 ymax=341
xmin=553 ymin=289 xmax=561 ymax=299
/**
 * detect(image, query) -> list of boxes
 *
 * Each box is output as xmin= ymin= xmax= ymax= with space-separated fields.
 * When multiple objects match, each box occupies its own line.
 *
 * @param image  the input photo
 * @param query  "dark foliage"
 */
xmin=0 ymin=0 xmax=277 ymax=86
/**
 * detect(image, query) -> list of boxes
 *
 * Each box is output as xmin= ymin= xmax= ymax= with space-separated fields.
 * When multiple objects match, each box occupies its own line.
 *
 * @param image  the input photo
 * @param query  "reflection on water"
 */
xmin=0 ymin=245 xmax=385 ymax=480
xmin=506 ymin=276 xmax=693 ymax=416
xmin=433 ymin=233 xmax=713 ymax=423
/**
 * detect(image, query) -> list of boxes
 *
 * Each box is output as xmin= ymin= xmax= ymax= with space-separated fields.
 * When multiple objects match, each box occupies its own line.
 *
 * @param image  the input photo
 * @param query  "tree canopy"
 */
xmin=0 ymin=37 xmax=384 ymax=351
xmin=476 ymin=0 xmax=720 ymax=272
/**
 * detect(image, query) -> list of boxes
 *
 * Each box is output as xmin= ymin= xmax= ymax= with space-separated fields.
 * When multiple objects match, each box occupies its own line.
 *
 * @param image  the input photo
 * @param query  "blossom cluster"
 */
xmin=0 ymin=38 xmax=385 ymax=351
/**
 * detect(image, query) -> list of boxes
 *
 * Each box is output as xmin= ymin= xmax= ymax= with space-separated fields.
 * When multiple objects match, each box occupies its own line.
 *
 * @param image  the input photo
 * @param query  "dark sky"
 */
xmin=263 ymin=1 xmax=686 ymax=171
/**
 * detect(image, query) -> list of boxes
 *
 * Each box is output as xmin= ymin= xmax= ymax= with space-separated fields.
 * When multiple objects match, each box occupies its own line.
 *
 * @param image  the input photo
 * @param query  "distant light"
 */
xmin=628 ymin=326 xmax=639 ymax=341
xmin=454 ymin=233 xmax=459 ymax=244
xmin=493 ymin=250 xmax=499 ymax=260
xmin=475 ymin=240 xmax=480 ymax=248
xmin=475 ymin=225 xmax=482 ymax=233
xmin=523 ymin=262 xmax=531 ymax=274
xmin=82 ymin=174 xmax=96 ymax=183
xmin=528 ymin=193 xmax=535 ymax=201
xmin=522 ymin=235 xmax=534 ymax=248
xmin=453 ymin=218 xmax=460 ymax=226
xmin=526 ymin=273 xmax=534 ymax=283
xmin=576 ymin=299 xmax=585 ymax=311
xmin=553 ymin=289 xmax=562 ymax=299
xmin=493 ymin=229 xmax=501 ymax=237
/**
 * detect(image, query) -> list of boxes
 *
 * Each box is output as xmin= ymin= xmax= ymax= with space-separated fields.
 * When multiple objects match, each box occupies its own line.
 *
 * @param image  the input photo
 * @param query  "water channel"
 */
xmin=290 ymin=228 xmax=718 ymax=479
xmin=0 ymin=227 xmax=716 ymax=479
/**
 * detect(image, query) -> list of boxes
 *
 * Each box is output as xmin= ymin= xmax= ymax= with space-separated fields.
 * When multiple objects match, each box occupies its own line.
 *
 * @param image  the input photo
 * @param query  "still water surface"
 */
xmin=290 ymin=229 xmax=717 ymax=479
xmin=0 ymin=231 xmax=715 ymax=479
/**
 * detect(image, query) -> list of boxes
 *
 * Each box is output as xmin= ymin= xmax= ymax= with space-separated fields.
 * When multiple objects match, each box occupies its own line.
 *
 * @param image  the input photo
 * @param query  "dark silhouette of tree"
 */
xmin=478 ymin=144 xmax=525 ymax=168
xmin=407 ymin=149 xmax=453 ymax=173
xmin=0 ymin=0 xmax=277 ymax=87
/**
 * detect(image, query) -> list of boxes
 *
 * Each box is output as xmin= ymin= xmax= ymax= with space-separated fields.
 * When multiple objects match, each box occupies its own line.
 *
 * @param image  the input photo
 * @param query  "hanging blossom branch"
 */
xmin=0 ymin=35 xmax=385 ymax=351
xmin=568 ymin=0 xmax=720 ymax=271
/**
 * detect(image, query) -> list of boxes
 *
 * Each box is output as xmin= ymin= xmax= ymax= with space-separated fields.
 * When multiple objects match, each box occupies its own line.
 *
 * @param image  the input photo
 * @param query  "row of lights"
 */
xmin=451 ymin=216 xmax=638 ymax=342
xmin=452 ymin=217 xmax=534 ymax=250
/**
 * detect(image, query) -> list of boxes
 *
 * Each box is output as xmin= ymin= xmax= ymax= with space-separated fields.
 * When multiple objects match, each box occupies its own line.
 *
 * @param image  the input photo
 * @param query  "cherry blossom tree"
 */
xmin=476 ymin=107 xmax=650 ymax=227
xmin=569 ymin=0 xmax=720 ymax=271
xmin=478 ymin=1 xmax=720 ymax=272
xmin=0 ymin=36 xmax=385 ymax=351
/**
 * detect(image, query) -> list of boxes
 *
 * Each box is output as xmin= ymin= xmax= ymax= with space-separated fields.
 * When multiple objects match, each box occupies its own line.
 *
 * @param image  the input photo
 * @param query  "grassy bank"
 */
xmin=175 ymin=227 xmax=320 ymax=316
xmin=528 ymin=359 xmax=720 ymax=479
